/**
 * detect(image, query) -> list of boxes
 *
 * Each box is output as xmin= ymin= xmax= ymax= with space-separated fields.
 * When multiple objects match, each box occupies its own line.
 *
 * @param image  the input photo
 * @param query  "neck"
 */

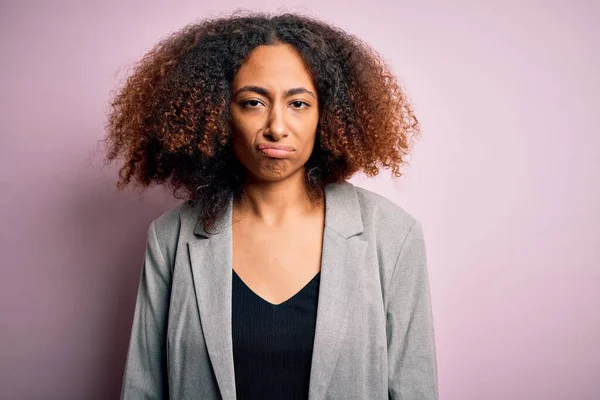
xmin=234 ymin=170 xmax=322 ymax=225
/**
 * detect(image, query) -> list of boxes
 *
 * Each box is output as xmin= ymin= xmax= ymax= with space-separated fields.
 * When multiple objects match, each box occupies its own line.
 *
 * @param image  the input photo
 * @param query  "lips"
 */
xmin=257 ymin=143 xmax=295 ymax=159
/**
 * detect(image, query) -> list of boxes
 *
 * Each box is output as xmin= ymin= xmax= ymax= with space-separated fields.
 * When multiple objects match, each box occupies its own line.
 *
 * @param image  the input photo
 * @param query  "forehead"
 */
xmin=232 ymin=44 xmax=315 ymax=90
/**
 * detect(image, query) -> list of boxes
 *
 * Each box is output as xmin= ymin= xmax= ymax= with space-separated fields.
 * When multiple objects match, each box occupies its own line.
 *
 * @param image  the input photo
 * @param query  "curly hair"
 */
xmin=103 ymin=11 xmax=420 ymax=231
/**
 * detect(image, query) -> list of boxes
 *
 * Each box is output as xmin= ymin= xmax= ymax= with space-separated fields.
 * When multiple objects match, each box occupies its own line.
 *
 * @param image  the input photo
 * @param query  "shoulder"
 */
xmin=351 ymin=183 xmax=420 ymax=234
xmin=151 ymin=200 xmax=198 ymax=237
xmin=326 ymin=180 xmax=421 ymax=245
xmin=349 ymin=182 xmax=425 ymax=267
xmin=145 ymin=200 xmax=200 ymax=265
xmin=344 ymin=182 xmax=427 ymax=301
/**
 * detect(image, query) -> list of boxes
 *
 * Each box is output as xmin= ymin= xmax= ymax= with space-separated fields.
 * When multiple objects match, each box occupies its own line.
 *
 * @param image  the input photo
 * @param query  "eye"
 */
xmin=290 ymin=100 xmax=309 ymax=109
xmin=240 ymin=99 xmax=264 ymax=108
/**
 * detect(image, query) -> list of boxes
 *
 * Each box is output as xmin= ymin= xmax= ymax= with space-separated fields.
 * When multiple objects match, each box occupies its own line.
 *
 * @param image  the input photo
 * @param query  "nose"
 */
xmin=264 ymin=104 xmax=288 ymax=140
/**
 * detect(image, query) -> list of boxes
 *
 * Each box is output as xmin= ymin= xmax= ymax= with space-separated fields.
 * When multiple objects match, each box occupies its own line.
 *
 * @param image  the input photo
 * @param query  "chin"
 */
xmin=249 ymin=163 xmax=306 ymax=183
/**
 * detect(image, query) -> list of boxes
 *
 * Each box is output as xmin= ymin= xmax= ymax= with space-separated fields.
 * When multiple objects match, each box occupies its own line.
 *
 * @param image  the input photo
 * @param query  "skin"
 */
xmin=230 ymin=43 xmax=325 ymax=305
xmin=230 ymin=43 xmax=319 ymax=185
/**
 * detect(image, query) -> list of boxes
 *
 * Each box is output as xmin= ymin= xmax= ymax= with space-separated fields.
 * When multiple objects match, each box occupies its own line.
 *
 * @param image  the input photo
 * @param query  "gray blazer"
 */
xmin=121 ymin=181 xmax=438 ymax=399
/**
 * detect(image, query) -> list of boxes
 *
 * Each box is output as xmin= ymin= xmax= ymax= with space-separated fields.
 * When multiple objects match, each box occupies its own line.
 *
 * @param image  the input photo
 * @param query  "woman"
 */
xmin=105 ymin=12 xmax=438 ymax=400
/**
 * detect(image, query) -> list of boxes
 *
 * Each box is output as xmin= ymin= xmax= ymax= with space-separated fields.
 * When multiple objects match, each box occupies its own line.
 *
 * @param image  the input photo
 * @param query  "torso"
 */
xmin=231 ymin=199 xmax=325 ymax=305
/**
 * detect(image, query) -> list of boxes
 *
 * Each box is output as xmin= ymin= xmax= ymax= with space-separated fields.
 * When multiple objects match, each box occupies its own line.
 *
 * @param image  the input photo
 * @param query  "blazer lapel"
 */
xmin=188 ymin=197 xmax=236 ymax=400
xmin=308 ymin=182 xmax=368 ymax=400
xmin=186 ymin=181 xmax=366 ymax=400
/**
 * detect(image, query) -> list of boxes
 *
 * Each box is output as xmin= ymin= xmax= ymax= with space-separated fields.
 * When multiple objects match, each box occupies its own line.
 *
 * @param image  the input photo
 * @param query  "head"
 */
xmin=230 ymin=43 xmax=319 ymax=184
xmin=104 ymin=12 xmax=420 ymax=230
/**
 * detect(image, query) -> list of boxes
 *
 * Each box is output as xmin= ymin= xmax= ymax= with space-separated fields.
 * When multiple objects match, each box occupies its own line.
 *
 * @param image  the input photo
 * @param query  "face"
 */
xmin=230 ymin=44 xmax=319 ymax=183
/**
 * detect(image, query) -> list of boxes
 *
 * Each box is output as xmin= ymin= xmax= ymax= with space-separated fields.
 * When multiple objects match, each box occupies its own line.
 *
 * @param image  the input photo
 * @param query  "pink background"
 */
xmin=2 ymin=1 xmax=598 ymax=399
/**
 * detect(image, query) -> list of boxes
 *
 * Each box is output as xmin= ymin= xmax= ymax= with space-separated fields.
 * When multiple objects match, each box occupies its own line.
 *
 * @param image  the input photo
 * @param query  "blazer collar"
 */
xmin=188 ymin=180 xmax=367 ymax=400
xmin=193 ymin=180 xmax=363 ymax=239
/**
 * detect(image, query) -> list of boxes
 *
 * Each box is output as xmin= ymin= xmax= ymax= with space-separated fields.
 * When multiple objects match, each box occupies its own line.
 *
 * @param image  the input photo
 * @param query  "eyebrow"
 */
xmin=234 ymin=85 xmax=317 ymax=99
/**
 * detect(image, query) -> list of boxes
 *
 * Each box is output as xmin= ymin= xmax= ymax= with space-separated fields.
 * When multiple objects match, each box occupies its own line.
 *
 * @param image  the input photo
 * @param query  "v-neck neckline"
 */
xmin=232 ymin=269 xmax=321 ymax=307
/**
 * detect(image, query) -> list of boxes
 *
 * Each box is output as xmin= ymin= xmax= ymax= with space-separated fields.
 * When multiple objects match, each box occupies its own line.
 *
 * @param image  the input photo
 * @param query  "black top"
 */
xmin=231 ymin=270 xmax=321 ymax=400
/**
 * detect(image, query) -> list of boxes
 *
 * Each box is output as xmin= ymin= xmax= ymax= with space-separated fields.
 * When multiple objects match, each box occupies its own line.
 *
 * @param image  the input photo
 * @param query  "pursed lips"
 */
xmin=257 ymin=143 xmax=295 ymax=159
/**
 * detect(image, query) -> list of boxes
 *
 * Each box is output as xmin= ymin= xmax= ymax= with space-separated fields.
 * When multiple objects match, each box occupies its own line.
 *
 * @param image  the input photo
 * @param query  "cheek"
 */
xmin=231 ymin=131 xmax=253 ymax=163
xmin=302 ymin=117 xmax=319 ymax=148
xmin=231 ymin=110 xmax=261 ymax=144
xmin=231 ymin=120 xmax=254 ymax=147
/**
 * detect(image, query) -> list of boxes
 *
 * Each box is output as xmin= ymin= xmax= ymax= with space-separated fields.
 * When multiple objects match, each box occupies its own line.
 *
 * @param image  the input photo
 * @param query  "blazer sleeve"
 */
xmin=386 ymin=220 xmax=439 ymax=399
xmin=121 ymin=221 xmax=171 ymax=399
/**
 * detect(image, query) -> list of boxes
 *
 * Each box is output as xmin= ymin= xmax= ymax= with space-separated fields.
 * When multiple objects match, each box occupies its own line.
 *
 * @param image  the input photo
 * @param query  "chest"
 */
xmin=231 ymin=214 xmax=324 ymax=305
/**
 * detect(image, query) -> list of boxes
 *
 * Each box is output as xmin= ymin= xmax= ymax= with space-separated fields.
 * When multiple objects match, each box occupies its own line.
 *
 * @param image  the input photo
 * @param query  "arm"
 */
xmin=121 ymin=221 xmax=171 ymax=399
xmin=386 ymin=220 xmax=439 ymax=399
